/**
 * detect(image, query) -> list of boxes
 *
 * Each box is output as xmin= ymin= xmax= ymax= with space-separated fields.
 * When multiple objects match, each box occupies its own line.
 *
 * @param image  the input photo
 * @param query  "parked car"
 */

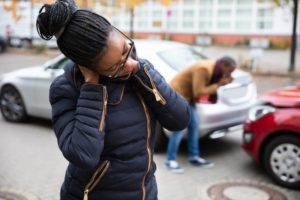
xmin=242 ymin=85 xmax=300 ymax=189
xmin=0 ymin=39 xmax=257 ymax=149
xmin=0 ymin=36 xmax=7 ymax=53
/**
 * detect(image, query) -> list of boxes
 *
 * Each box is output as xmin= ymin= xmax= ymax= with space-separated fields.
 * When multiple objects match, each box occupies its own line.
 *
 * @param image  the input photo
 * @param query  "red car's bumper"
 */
xmin=242 ymin=108 xmax=300 ymax=163
xmin=242 ymin=111 xmax=278 ymax=163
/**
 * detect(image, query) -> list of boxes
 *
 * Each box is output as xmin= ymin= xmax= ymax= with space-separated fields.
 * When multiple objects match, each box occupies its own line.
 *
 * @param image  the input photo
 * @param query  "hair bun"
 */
xmin=36 ymin=0 xmax=77 ymax=40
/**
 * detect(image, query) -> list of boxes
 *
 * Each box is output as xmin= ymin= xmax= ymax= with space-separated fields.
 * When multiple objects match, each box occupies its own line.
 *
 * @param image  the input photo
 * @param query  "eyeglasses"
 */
xmin=109 ymin=27 xmax=135 ymax=78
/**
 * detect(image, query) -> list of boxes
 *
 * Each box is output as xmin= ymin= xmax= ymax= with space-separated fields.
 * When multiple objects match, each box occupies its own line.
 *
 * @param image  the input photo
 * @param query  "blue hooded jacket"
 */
xmin=50 ymin=59 xmax=190 ymax=200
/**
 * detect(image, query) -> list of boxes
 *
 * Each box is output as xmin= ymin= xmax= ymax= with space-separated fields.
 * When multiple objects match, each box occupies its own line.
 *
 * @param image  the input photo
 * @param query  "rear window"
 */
xmin=157 ymin=46 xmax=207 ymax=71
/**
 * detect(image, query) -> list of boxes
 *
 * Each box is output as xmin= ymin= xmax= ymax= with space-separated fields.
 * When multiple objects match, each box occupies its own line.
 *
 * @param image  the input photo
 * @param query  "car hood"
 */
xmin=260 ymin=86 xmax=300 ymax=108
xmin=2 ymin=66 xmax=44 ymax=78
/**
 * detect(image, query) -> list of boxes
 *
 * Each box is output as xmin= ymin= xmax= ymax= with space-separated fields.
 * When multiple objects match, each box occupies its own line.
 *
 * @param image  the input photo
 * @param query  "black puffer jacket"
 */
xmin=50 ymin=59 xmax=190 ymax=200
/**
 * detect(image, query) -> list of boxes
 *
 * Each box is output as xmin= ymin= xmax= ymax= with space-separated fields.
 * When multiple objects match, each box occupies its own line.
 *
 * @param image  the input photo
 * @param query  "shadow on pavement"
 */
xmin=154 ymin=134 xmax=242 ymax=156
xmin=27 ymin=117 xmax=52 ymax=128
xmin=199 ymin=137 xmax=240 ymax=157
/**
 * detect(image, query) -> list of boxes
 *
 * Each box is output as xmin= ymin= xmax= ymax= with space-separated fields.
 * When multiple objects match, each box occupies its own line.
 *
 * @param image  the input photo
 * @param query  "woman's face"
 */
xmin=93 ymin=29 xmax=138 ymax=78
xmin=221 ymin=64 xmax=235 ymax=78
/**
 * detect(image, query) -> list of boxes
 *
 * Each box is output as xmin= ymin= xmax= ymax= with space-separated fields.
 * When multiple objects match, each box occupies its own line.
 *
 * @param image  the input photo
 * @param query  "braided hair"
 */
xmin=36 ymin=0 xmax=112 ymax=69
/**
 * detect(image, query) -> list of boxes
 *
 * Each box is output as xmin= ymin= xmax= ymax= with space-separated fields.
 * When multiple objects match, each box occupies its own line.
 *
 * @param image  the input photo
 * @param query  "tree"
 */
xmin=261 ymin=0 xmax=298 ymax=74
xmin=123 ymin=0 xmax=144 ymax=38
xmin=3 ymin=0 xmax=172 ymax=39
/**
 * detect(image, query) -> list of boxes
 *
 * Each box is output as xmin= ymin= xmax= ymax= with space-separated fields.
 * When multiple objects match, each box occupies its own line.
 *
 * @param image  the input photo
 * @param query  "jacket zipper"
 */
xmin=83 ymin=160 xmax=110 ymax=200
xmin=143 ymin=64 xmax=167 ymax=105
xmin=133 ymin=64 xmax=167 ymax=105
xmin=99 ymin=86 xmax=108 ymax=132
xmin=137 ymin=94 xmax=152 ymax=200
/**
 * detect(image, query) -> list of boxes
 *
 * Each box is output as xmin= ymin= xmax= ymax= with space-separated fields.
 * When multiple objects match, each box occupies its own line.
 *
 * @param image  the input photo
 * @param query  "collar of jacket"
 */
xmin=64 ymin=62 xmax=126 ymax=105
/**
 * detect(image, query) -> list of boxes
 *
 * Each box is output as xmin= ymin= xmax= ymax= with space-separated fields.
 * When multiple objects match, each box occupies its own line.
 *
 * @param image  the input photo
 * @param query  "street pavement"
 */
xmin=0 ymin=117 xmax=299 ymax=200
xmin=0 ymin=49 xmax=300 ymax=200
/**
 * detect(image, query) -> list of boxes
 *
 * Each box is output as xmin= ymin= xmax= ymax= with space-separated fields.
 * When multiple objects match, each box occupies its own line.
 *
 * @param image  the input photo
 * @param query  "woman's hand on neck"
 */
xmin=79 ymin=65 xmax=99 ymax=84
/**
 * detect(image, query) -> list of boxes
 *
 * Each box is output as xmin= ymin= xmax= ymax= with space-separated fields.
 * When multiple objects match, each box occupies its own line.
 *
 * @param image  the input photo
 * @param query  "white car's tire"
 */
xmin=0 ymin=85 xmax=28 ymax=122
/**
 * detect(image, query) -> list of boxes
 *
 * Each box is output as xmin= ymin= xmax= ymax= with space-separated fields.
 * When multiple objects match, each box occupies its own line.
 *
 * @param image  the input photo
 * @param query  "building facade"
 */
xmin=0 ymin=0 xmax=298 ymax=48
xmin=95 ymin=0 xmax=300 ymax=47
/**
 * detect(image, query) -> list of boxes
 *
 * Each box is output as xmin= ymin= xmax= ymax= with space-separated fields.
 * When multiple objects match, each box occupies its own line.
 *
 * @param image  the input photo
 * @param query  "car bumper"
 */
xmin=242 ymin=120 xmax=259 ymax=162
xmin=197 ymin=97 xmax=257 ymax=137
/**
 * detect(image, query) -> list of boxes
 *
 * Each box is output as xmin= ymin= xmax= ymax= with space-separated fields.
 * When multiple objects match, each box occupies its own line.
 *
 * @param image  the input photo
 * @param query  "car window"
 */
xmin=47 ymin=58 xmax=71 ymax=70
xmin=157 ymin=47 xmax=207 ymax=71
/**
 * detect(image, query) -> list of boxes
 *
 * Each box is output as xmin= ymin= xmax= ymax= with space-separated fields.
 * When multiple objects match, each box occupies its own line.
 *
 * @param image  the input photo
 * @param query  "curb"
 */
xmin=4 ymin=47 xmax=60 ymax=57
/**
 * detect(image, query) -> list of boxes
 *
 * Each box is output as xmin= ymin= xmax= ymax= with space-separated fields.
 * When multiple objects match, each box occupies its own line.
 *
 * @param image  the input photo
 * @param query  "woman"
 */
xmin=36 ymin=0 xmax=190 ymax=200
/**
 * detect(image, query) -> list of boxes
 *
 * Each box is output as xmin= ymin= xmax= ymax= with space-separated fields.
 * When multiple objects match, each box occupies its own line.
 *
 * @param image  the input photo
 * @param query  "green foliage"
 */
xmin=269 ymin=40 xmax=290 ymax=49
xmin=243 ymin=38 xmax=250 ymax=46
xmin=34 ymin=43 xmax=47 ymax=54
xmin=257 ymin=0 xmax=297 ymax=7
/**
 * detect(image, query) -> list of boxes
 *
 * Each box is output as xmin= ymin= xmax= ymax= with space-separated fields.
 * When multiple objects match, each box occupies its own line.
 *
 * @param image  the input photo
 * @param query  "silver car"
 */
xmin=0 ymin=40 xmax=257 ymax=149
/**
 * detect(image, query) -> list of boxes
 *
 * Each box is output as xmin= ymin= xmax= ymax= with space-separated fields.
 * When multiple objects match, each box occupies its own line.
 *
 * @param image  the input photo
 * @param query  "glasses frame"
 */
xmin=110 ymin=27 xmax=135 ymax=78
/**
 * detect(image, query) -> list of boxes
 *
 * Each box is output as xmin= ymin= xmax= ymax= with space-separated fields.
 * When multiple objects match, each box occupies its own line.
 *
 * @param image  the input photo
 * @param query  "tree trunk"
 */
xmin=289 ymin=0 xmax=298 ymax=74
xmin=130 ymin=8 xmax=134 ymax=38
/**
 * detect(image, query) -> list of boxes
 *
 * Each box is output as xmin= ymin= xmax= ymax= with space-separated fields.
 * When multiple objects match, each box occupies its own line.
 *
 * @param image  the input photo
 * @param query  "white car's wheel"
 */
xmin=263 ymin=135 xmax=300 ymax=189
xmin=0 ymin=85 xmax=28 ymax=122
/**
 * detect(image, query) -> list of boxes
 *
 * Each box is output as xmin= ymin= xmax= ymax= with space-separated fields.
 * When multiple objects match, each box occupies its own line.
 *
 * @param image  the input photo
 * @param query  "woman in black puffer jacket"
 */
xmin=36 ymin=0 xmax=190 ymax=200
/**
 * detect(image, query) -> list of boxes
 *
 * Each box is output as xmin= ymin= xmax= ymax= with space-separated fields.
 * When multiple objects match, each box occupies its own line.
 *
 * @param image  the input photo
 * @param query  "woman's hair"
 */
xmin=218 ymin=56 xmax=237 ymax=68
xmin=36 ymin=0 xmax=112 ymax=69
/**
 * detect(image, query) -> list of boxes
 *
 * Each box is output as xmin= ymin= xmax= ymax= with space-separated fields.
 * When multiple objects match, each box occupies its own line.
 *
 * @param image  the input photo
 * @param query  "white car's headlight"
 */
xmin=248 ymin=105 xmax=276 ymax=121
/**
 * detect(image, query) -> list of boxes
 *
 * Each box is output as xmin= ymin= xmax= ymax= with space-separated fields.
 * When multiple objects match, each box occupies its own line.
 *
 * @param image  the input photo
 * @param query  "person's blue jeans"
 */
xmin=166 ymin=103 xmax=200 ymax=161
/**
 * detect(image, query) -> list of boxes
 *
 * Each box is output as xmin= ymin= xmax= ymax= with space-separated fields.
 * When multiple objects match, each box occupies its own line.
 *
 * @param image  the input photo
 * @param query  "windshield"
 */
xmin=46 ymin=57 xmax=71 ymax=70
xmin=157 ymin=46 xmax=207 ymax=71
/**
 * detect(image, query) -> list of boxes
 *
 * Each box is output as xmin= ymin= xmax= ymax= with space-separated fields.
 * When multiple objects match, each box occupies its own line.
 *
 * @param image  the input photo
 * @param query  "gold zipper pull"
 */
xmin=83 ymin=189 xmax=89 ymax=200
xmin=153 ymin=89 xmax=162 ymax=102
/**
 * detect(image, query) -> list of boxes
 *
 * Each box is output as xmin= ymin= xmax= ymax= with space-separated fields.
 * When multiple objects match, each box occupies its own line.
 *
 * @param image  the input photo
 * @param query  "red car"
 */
xmin=242 ymin=85 xmax=300 ymax=189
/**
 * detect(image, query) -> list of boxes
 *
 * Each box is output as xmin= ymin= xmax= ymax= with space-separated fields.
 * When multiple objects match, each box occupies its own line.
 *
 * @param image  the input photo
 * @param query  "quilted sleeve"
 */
xmin=49 ymin=76 xmax=108 ymax=170
xmin=131 ymin=59 xmax=190 ymax=131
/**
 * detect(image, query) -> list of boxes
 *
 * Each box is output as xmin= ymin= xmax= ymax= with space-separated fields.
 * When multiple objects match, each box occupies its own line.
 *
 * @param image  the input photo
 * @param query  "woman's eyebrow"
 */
xmin=105 ymin=41 xmax=127 ymax=71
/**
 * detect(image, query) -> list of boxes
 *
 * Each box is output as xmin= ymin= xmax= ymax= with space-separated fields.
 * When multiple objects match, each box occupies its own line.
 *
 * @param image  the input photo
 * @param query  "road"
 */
xmin=0 ymin=50 xmax=299 ymax=200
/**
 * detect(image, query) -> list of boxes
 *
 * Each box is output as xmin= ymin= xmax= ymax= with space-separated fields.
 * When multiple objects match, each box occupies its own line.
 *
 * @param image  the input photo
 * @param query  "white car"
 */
xmin=0 ymin=40 xmax=257 ymax=149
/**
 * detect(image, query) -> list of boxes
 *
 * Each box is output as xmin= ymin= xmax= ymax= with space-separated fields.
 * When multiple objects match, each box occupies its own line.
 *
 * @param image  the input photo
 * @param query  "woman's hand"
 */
xmin=218 ymin=76 xmax=233 ymax=86
xmin=79 ymin=66 xmax=99 ymax=84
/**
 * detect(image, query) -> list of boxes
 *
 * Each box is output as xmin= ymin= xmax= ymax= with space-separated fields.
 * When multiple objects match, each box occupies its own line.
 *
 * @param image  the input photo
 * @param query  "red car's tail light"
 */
xmin=194 ymin=96 xmax=213 ymax=104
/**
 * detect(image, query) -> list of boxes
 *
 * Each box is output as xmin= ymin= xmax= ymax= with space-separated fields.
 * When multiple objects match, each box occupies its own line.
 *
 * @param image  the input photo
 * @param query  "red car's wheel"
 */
xmin=263 ymin=135 xmax=300 ymax=190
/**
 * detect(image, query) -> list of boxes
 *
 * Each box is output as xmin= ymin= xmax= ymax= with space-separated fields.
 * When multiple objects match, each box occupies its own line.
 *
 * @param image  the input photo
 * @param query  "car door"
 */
xmin=32 ymin=57 xmax=70 ymax=119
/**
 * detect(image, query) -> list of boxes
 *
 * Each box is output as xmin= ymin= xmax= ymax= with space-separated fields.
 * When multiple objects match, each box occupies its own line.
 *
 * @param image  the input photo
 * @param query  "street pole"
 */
xmin=289 ymin=0 xmax=298 ymax=73
xmin=30 ymin=0 xmax=34 ymax=47
xmin=129 ymin=7 xmax=134 ymax=38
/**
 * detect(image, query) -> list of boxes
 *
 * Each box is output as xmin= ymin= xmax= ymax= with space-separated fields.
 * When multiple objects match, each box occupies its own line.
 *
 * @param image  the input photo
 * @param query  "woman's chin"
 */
xmin=117 ymin=72 xmax=132 ymax=80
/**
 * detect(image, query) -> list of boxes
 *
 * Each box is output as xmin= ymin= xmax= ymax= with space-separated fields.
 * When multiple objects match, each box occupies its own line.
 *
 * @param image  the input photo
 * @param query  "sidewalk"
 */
xmin=5 ymin=47 xmax=60 ymax=58
xmin=202 ymin=46 xmax=300 ymax=76
xmin=4 ymin=46 xmax=300 ymax=76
